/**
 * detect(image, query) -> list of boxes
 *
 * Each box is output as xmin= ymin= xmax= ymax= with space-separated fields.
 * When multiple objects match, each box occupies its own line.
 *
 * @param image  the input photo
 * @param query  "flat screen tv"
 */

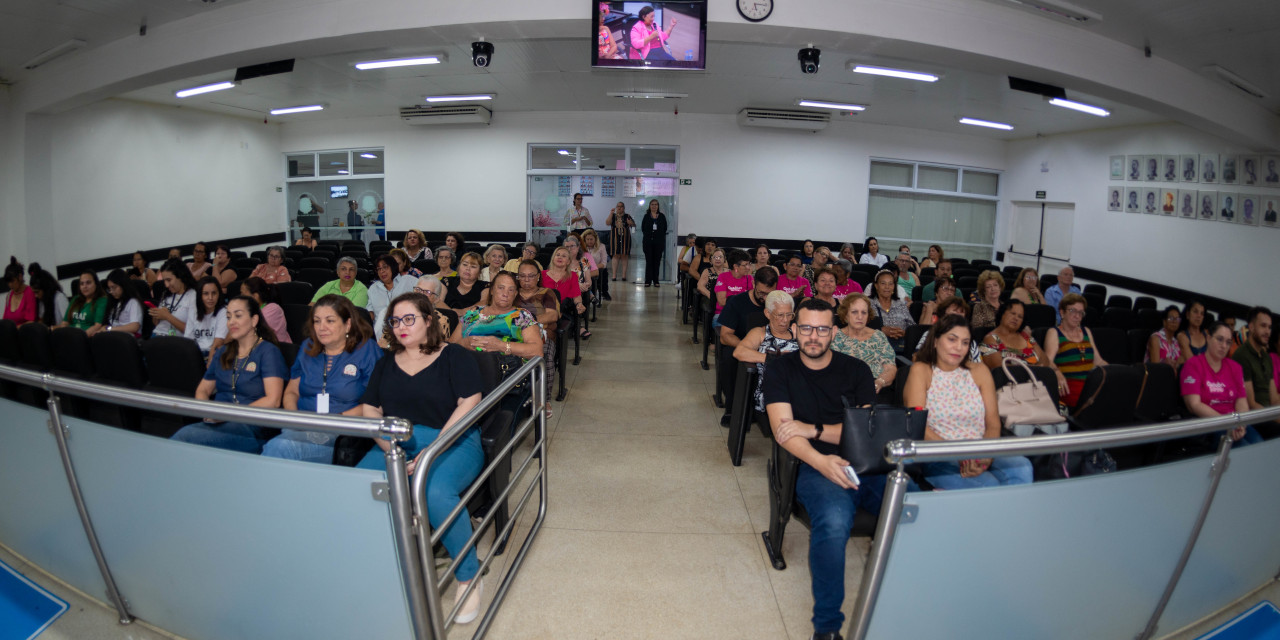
xmin=592 ymin=1 xmax=707 ymax=70
xmin=330 ymin=184 xmax=349 ymax=199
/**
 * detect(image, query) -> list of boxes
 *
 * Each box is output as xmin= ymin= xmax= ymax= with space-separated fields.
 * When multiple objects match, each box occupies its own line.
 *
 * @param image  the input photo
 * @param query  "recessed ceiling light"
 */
xmin=424 ymin=94 xmax=494 ymax=102
xmin=1048 ymin=97 xmax=1110 ymax=117
xmin=797 ymin=99 xmax=866 ymax=111
xmin=958 ymin=117 xmax=1014 ymax=130
xmin=175 ymin=81 xmax=238 ymax=98
xmin=849 ymin=64 xmax=939 ymax=82
xmin=270 ymin=104 xmax=325 ymax=115
xmin=605 ymin=91 xmax=688 ymax=99
xmin=360 ymin=153 xmax=377 ymax=159
xmin=354 ymin=55 xmax=445 ymax=70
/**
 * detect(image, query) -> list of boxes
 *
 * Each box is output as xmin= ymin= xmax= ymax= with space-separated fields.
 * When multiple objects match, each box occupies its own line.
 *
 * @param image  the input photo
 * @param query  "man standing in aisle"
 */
xmin=763 ymin=298 xmax=905 ymax=640
xmin=346 ymin=200 xmax=362 ymax=242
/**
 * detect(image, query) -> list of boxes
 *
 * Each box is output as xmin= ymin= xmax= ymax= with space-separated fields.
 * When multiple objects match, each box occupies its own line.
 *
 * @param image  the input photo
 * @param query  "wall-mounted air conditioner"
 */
xmin=737 ymin=108 xmax=831 ymax=132
xmin=399 ymin=105 xmax=492 ymax=126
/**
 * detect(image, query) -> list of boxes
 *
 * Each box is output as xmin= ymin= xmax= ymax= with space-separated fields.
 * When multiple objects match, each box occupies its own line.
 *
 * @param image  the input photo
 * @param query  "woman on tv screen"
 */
xmin=629 ymin=6 xmax=676 ymax=60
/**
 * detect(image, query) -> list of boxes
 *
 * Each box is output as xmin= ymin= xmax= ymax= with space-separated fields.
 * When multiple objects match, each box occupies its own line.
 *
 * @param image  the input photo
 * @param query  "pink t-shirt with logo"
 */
xmin=777 ymin=274 xmax=811 ymax=297
xmin=1180 ymin=355 xmax=1246 ymax=415
xmin=713 ymin=273 xmax=752 ymax=313
xmin=833 ymin=281 xmax=864 ymax=302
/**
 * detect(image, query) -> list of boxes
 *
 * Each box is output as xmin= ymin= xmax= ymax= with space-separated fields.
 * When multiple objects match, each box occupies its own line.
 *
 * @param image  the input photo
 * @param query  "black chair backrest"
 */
xmin=51 ymin=327 xmax=95 ymax=378
xmin=1135 ymin=308 xmax=1163 ymax=333
xmin=1038 ymin=274 xmax=1058 ymax=290
xmin=1133 ymin=296 xmax=1157 ymax=311
xmin=276 ymin=281 xmax=315 ymax=306
xmin=90 ymin=332 xmax=147 ymax=388
xmin=300 ymin=256 xmax=331 ymax=270
xmin=129 ymin=279 xmax=153 ymax=302
xmin=298 ymin=268 xmax=335 ymax=292
xmin=1083 ymin=283 xmax=1107 ymax=299
xmin=282 ymin=304 xmax=311 ymax=344
xmin=908 ymin=301 xmax=923 ymax=321
xmin=232 ymin=258 xmax=261 ymax=269
xmin=0 ymin=319 xmax=19 ymax=364
xmin=277 ymin=342 xmax=299 ymax=369
xmin=357 ymin=268 xmax=373 ymax=285
xmin=284 ymin=250 xmax=305 ymax=261
xmin=250 ymin=251 xmax=268 ymax=262
xmin=920 ymin=267 xmax=935 ymax=279
xmin=1103 ymin=307 xmax=1136 ymax=331
xmin=957 ymin=276 xmax=978 ymax=290
xmin=1031 ymin=326 xmax=1049 ymax=349
xmin=1106 ymin=294 xmax=1133 ymax=310
xmin=991 ymin=363 xmax=1061 ymax=407
xmin=414 ymin=259 xmax=439 ymax=275
xmin=903 ymin=324 xmax=931 ymax=360
xmin=1071 ymin=364 xmax=1142 ymax=429
xmin=1023 ymin=304 xmax=1056 ymax=329
xmin=17 ymin=322 xmax=55 ymax=372
xmin=1127 ymin=328 xmax=1150 ymax=365
xmin=1134 ymin=363 xmax=1187 ymax=423
xmin=141 ymin=336 xmax=207 ymax=396
xmin=1090 ymin=327 xmax=1130 ymax=364
xmin=744 ymin=311 xmax=768 ymax=333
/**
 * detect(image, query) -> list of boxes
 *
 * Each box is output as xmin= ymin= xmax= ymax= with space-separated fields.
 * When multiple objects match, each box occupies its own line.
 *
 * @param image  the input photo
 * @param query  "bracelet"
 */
xmin=505 ymin=342 xmax=511 ymax=355
xmin=811 ymin=423 xmax=824 ymax=441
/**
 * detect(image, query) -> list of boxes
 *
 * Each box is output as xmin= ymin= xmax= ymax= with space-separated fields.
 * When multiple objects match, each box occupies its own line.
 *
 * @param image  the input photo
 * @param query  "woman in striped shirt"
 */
xmin=1044 ymin=293 xmax=1108 ymax=408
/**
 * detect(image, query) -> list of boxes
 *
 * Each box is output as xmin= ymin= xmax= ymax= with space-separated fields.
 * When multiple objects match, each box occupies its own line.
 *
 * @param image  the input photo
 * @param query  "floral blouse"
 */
xmin=831 ymin=329 xmax=895 ymax=378
xmin=460 ymin=306 xmax=538 ymax=351
xmin=981 ymin=328 xmax=1040 ymax=364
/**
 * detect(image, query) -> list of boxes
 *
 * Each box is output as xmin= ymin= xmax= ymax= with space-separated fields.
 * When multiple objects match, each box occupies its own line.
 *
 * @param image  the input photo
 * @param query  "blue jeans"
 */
xmin=357 ymin=425 xmax=484 ymax=582
xmin=171 ymin=421 xmax=272 ymax=453
xmin=923 ymin=456 xmax=1033 ymax=490
xmin=261 ymin=429 xmax=336 ymax=464
xmin=794 ymin=464 xmax=918 ymax=634
xmin=1223 ymin=426 xmax=1263 ymax=447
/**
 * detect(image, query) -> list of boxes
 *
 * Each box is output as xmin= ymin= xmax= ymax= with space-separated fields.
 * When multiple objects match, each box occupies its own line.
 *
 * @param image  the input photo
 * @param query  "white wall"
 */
xmin=44 ymin=99 xmax=283 ymax=264
xmin=278 ymin=110 xmax=1006 ymax=243
xmin=1004 ymin=122 xmax=1278 ymax=309
xmin=0 ymin=87 xmax=27 ymax=265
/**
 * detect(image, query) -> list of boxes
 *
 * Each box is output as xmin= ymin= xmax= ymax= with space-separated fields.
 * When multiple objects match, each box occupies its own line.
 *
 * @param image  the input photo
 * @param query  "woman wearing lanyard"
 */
xmin=170 ymin=296 xmax=287 ymax=453
xmin=263 ymin=295 xmax=381 ymax=463
xmin=356 ymin=292 xmax=486 ymax=624
xmin=151 ymin=258 xmax=198 ymax=337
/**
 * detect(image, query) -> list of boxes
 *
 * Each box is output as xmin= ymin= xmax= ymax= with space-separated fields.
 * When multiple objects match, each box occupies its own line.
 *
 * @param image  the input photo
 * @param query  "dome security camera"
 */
xmin=798 ymin=47 xmax=820 ymax=74
xmin=472 ymin=41 xmax=495 ymax=68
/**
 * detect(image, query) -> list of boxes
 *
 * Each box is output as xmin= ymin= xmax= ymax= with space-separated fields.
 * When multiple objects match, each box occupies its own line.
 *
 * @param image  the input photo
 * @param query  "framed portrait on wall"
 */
xmin=1124 ymin=188 xmax=1142 ymax=213
xmin=1222 ymin=156 xmax=1238 ymax=185
xmin=1198 ymin=191 xmax=1218 ymax=221
xmin=1239 ymin=194 xmax=1260 ymax=226
xmin=1262 ymin=197 xmax=1279 ymax=227
xmin=1264 ymin=156 xmax=1280 ymax=186
xmin=1126 ymin=155 xmax=1143 ymax=181
xmin=1142 ymin=188 xmax=1159 ymax=214
xmin=1159 ymin=189 xmax=1177 ymax=215
xmin=1217 ymin=192 xmax=1238 ymax=223
xmin=1180 ymin=154 xmax=1199 ymax=182
xmin=1109 ymin=156 xmax=1125 ymax=180
xmin=1144 ymin=156 xmax=1159 ymax=181
xmin=1177 ymin=190 xmax=1197 ymax=218
xmin=1106 ymin=187 xmax=1122 ymax=211
xmin=1200 ymin=154 xmax=1219 ymax=184
xmin=1240 ymin=156 xmax=1259 ymax=186
xmin=1160 ymin=155 xmax=1178 ymax=182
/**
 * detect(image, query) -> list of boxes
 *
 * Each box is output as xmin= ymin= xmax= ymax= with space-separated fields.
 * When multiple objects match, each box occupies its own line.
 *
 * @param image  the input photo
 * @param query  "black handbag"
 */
xmin=839 ymin=400 xmax=928 ymax=475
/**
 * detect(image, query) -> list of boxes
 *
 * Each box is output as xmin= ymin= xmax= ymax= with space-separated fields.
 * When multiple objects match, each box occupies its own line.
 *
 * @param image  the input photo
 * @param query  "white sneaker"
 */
xmin=454 ymin=579 xmax=483 ymax=624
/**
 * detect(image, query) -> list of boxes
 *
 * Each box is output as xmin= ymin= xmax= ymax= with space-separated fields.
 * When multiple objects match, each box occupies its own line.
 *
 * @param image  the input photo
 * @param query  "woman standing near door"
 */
xmin=640 ymin=200 xmax=668 ymax=287
xmin=607 ymin=202 xmax=635 ymax=282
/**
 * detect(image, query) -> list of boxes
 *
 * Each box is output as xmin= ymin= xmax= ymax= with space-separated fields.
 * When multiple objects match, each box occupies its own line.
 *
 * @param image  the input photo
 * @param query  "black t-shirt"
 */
xmin=360 ymin=343 xmax=483 ymax=428
xmin=444 ymin=277 xmax=487 ymax=310
xmin=762 ymin=350 xmax=875 ymax=456
xmin=718 ymin=290 xmax=765 ymax=341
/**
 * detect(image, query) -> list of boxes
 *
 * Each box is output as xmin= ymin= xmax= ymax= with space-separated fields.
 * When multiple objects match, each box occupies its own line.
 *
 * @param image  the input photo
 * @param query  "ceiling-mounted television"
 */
xmin=593 ymin=1 xmax=707 ymax=70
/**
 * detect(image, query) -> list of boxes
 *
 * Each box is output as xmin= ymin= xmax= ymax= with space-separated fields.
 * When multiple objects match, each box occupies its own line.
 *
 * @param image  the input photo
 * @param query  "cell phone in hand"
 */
xmin=842 ymin=465 xmax=860 ymax=487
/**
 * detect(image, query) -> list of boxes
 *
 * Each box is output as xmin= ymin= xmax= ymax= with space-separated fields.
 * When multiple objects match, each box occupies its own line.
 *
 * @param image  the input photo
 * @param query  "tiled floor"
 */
xmin=5 ymin=280 xmax=1277 ymax=639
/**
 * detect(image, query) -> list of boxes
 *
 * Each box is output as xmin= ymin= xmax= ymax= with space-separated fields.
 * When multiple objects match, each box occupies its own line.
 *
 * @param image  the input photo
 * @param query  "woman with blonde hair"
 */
xmin=479 ymin=244 xmax=508 ymax=283
xmin=582 ymin=229 xmax=611 ymax=301
xmin=403 ymin=229 xmax=431 ymax=262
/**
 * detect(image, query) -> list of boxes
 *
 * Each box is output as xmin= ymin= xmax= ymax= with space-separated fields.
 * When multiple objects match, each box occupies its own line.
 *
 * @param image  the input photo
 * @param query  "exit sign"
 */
xmin=679 ymin=178 xmax=692 ymax=186
xmin=1035 ymin=191 xmax=1046 ymax=199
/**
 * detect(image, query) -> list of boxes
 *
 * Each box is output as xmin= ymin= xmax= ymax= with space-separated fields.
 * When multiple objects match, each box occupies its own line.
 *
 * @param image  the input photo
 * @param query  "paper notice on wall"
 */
xmin=638 ymin=177 xmax=675 ymax=196
xmin=616 ymin=159 xmax=626 ymax=170
xmin=601 ymin=176 xmax=616 ymax=198
xmin=654 ymin=162 xmax=677 ymax=172
xmin=622 ymin=177 xmax=638 ymax=198
xmin=578 ymin=175 xmax=594 ymax=195
xmin=557 ymin=176 xmax=572 ymax=196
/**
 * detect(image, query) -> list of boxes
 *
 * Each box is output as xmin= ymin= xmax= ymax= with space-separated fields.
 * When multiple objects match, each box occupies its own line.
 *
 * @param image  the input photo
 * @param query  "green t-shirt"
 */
xmin=65 ymin=295 xmax=108 ymax=330
xmin=1232 ymin=343 xmax=1275 ymax=406
xmin=311 ymin=279 xmax=369 ymax=308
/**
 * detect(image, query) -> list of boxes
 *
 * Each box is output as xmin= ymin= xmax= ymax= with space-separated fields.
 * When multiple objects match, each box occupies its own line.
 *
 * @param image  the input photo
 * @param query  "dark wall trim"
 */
xmin=56 ymin=232 xmax=287 ymax=280
xmin=1072 ymin=265 xmax=1253 ymax=318
xmin=679 ymin=236 xmax=862 ymax=253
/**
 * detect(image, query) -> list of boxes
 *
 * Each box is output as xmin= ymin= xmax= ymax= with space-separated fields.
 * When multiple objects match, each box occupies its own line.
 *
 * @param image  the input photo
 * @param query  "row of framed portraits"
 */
xmin=1107 ymin=185 xmax=1279 ymax=226
xmin=1109 ymin=154 xmax=1280 ymax=186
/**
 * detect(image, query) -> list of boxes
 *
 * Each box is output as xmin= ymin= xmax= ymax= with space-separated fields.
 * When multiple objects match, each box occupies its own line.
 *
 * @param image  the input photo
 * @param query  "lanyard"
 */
xmin=321 ymin=354 xmax=335 ymax=394
xmin=164 ymin=290 xmax=188 ymax=313
xmin=229 ymin=338 xmax=260 ymax=403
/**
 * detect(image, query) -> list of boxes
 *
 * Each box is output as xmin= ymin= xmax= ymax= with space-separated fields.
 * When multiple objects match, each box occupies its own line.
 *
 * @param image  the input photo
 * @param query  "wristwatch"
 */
xmin=811 ymin=423 xmax=824 ymax=441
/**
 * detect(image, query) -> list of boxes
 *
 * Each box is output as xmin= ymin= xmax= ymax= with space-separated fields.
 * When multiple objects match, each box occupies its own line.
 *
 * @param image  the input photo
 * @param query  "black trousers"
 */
xmin=643 ymin=240 xmax=664 ymax=284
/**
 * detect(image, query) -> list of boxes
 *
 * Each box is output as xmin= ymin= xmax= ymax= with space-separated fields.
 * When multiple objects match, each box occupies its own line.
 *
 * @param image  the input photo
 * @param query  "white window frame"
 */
xmin=867 ymin=158 xmax=1003 ymax=259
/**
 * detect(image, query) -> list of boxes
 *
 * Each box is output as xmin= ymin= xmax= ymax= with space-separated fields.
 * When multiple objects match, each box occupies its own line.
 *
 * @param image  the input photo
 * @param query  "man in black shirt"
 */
xmin=762 ymin=298 xmax=897 ymax=640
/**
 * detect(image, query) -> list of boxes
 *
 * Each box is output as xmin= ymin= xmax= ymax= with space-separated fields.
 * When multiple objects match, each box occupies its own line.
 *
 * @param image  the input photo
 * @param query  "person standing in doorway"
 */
xmin=640 ymin=199 xmax=668 ymax=287
xmin=607 ymin=202 xmax=636 ymax=282
xmin=346 ymin=200 xmax=362 ymax=242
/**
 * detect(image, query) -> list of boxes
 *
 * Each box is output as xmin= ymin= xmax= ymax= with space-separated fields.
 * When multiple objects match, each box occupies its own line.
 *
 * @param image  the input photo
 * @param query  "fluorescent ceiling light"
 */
xmin=958 ymin=117 xmax=1014 ymax=130
xmin=337 ymin=170 xmax=349 ymax=174
xmin=175 ymin=81 xmax=238 ymax=98
xmin=797 ymin=99 xmax=865 ymax=111
xmin=605 ymin=91 xmax=688 ymax=99
xmin=360 ymin=153 xmax=378 ymax=159
xmin=1048 ymin=97 xmax=1110 ymax=117
xmin=24 ymin=39 xmax=87 ymax=70
xmin=849 ymin=64 xmax=939 ymax=82
xmin=1208 ymin=65 xmax=1266 ymax=99
xmin=557 ymin=150 xmax=571 ymax=155
xmin=354 ymin=55 xmax=445 ymax=70
xmin=270 ymin=104 xmax=325 ymax=115
xmin=424 ymin=94 xmax=494 ymax=102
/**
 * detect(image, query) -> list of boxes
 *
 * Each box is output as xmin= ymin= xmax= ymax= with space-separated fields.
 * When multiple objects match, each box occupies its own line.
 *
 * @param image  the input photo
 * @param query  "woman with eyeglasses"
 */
xmin=970 ymin=271 xmax=1006 ymax=330
xmin=732 ymin=290 xmax=799 ymax=420
xmin=505 ymin=242 xmax=542 ymax=273
xmin=1181 ymin=322 xmax=1262 ymax=446
xmin=1044 ymin=293 xmax=1107 ymax=407
xmin=249 ymin=246 xmax=291 ymax=284
xmin=695 ymin=248 xmax=727 ymax=302
xmin=357 ymin=292 xmax=486 ymax=624
xmin=870 ymin=269 xmax=915 ymax=354
xmin=368 ymin=254 xmax=416 ymax=332
xmin=1010 ymin=268 xmax=1046 ymax=306
xmin=832 ymin=294 xmax=897 ymax=395
xmin=451 ymin=271 xmax=544 ymax=367
xmin=514 ymin=259 xmax=562 ymax=417
xmin=187 ymin=242 xmax=212 ymax=279
xmin=263 ymin=294 xmax=381 ymax=463
xmin=151 ymin=258 xmax=198 ymax=337
xmin=905 ymin=314 xmax=1032 ymax=489
xmin=171 ymin=296 xmax=286 ymax=453
xmin=802 ymin=246 xmax=831 ymax=284
xmin=435 ymin=247 xmax=457 ymax=279
xmin=1147 ymin=305 xmax=1185 ymax=366
xmin=97 ymin=269 xmax=143 ymax=337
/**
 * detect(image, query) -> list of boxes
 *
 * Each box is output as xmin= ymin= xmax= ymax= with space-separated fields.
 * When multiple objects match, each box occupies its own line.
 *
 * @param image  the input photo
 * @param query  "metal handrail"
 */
xmin=0 ymin=363 xmax=413 ymax=441
xmin=885 ymin=405 xmax=1280 ymax=464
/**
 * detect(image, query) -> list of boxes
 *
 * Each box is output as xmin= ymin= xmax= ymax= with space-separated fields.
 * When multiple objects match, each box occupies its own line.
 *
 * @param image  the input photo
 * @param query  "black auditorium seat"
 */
xmin=1132 ymin=296 xmax=1156 ymax=311
xmin=299 ymin=256 xmax=331 ymax=270
xmin=1023 ymin=303 xmax=1056 ymax=329
xmin=903 ymin=324 xmax=932 ymax=361
xmin=298 ymin=268 xmax=335 ymax=292
xmin=277 ymin=341 xmax=299 ymax=369
xmin=1103 ymin=307 xmax=1136 ymax=332
xmin=14 ymin=322 xmax=55 ymax=407
xmin=233 ymin=257 xmax=261 ymax=270
xmin=283 ymin=304 xmax=311 ymax=344
xmin=50 ymin=327 xmax=98 ymax=419
xmin=1089 ymin=326 xmax=1130 ymax=364
xmin=129 ymin=279 xmax=153 ymax=302
xmin=276 ymin=281 xmax=315 ymax=306
xmin=1135 ymin=308 xmax=1163 ymax=333
xmin=0 ymin=319 xmax=18 ymax=401
xmin=1106 ymin=295 xmax=1133 ymax=310
xmin=140 ymin=337 xmax=208 ymax=438
xmin=88 ymin=332 xmax=147 ymax=431
xmin=1083 ymin=283 xmax=1107 ymax=300
xmin=1127 ymin=329 xmax=1150 ymax=364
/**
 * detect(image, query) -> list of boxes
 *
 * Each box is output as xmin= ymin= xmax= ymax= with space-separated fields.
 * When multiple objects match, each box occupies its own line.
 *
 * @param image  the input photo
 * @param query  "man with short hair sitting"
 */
xmin=1044 ymin=266 xmax=1081 ymax=323
xmin=763 ymin=298 xmax=912 ymax=640
xmin=717 ymin=267 xmax=778 ymax=426
xmin=1232 ymin=306 xmax=1276 ymax=437
xmin=920 ymin=259 xmax=952 ymax=302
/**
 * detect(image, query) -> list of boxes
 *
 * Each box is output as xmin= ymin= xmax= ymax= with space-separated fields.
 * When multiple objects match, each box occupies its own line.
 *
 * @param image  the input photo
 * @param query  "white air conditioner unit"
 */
xmin=399 ymin=105 xmax=492 ymax=125
xmin=737 ymin=108 xmax=831 ymax=132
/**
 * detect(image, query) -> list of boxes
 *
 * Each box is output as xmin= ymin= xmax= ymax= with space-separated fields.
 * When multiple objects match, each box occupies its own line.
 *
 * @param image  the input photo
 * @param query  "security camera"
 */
xmin=471 ymin=41 xmax=494 ymax=68
xmin=798 ymin=47 xmax=820 ymax=74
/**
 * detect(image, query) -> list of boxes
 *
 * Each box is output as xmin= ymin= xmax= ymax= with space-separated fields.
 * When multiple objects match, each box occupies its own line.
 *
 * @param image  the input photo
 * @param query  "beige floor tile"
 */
xmin=568 ymin=358 xmax=712 ymax=385
xmin=555 ymin=379 xmax=722 ymax=437
xmin=483 ymin=527 xmax=788 ymax=640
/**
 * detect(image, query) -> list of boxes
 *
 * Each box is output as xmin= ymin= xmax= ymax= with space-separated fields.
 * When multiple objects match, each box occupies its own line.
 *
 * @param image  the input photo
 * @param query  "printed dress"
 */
xmin=460 ymin=307 xmax=539 ymax=346
xmin=831 ymin=329 xmax=895 ymax=379
xmin=925 ymin=366 xmax=986 ymax=441
xmin=754 ymin=327 xmax=799 ymax=411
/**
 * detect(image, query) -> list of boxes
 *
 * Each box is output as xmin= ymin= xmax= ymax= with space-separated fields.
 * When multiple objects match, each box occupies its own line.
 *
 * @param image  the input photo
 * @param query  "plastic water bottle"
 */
xmin=685 ymin=50 xmax=693 ymax=61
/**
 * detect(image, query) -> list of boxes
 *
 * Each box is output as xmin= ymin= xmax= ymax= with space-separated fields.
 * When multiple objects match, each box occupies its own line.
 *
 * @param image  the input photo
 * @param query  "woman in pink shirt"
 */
xmin=248 ymin=246 xmax=292 ymax=285
xmin=1181 ymin=322 xmax=1261 ymax=445
xmin=629 ymin=6 xmax=677 ymax=60
xmin=2 ymin=257 xmax=36 ymax=325
xmin=542 ymin=247 xmax=588 ymax=319
xmin=713 ymin=250 xmax=752 ymax=315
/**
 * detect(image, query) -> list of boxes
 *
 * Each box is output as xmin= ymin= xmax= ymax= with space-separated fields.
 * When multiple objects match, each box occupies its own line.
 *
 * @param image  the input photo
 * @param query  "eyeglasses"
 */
xmin=517 ymin=273 xmax=539 ymax=280
xmin=796 ymin=324 xmax=833 ymax=336
xmin=1064 ymin=308 xmax=1085 ymax=317
xmin=772 ymin=312 xmax=796 ymax=320
xmin=413 ymin=287 xmax=437 ymax=297
xmin=387 ymin=314 xmax=418 ymax=328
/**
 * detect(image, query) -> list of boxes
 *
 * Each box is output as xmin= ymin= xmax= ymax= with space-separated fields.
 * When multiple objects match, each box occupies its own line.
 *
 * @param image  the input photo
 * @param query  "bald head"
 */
xmin=1058 ymin=267 xmax=1074 ymax=289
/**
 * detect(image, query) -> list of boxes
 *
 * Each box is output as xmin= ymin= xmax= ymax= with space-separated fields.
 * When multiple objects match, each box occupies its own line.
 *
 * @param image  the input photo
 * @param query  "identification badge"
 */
xmin=316 ymin=393 xmax=330 ymax=414
xmin=343 ymin=364 xmax=358 ymax=376
xmin=246 ymin=361 xmax=257 ymax=372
